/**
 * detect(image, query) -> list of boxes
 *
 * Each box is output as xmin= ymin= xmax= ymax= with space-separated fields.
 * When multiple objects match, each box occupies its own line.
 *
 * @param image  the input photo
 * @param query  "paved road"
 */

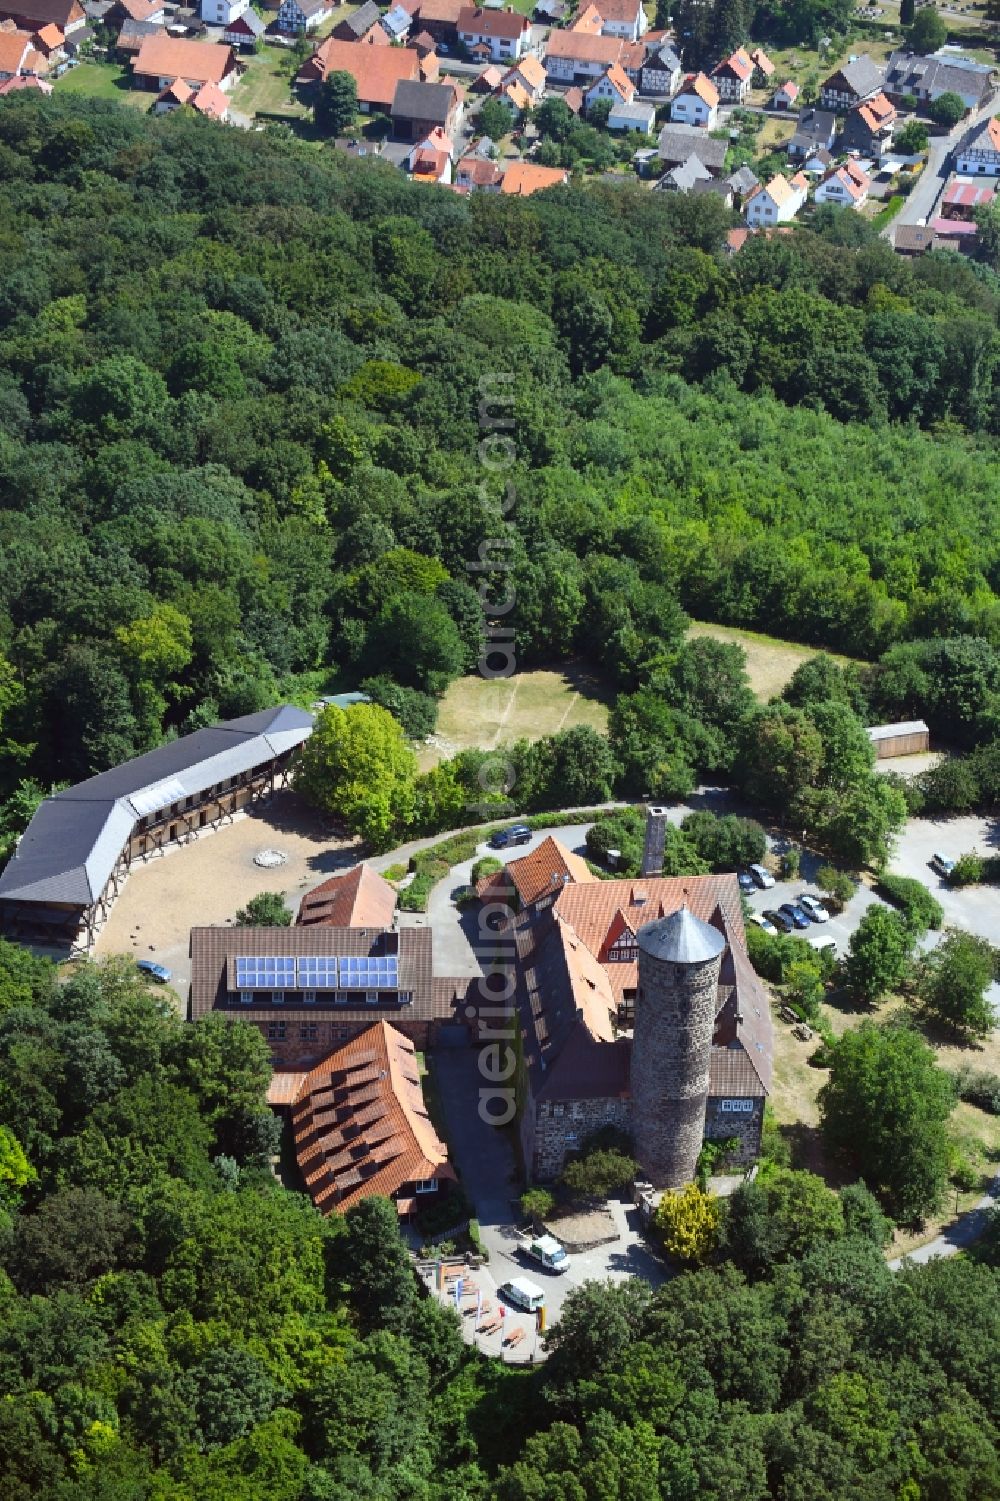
xmin=887 ymin=97 xmax=999 ymax=239
xmin=889 ymin=1171 xmax=1000 ymax=1268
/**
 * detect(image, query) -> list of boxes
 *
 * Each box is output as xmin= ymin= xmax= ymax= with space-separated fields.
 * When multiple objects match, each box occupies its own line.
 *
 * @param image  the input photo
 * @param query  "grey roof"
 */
xmin=824 ymin=54 xmax=884 ymax=99
xmin=886 ymin=48 xmax=992 ymax=104
xmin=866 ymin=719 xmax=929 ymax=741
xmin=728 ymin=163 xmax=759 ymax=193
xmin=645 ymin=41 xmax=680 ymax=70
xmin=229 ymin=6 xmax=265 ymax=32
xmin=338 ymin=0 xmax=380 ymax=34
xmin=637 ymin=905 xmax=726 ymax=965
xmin=392 ymin=79 xmax=456 ymax=123
xmin=656 ymin=123 xmax=727 ymax=170
xmin=0 ymin=706 xmax=313 ymax=909
xmin=658 ymin=152 xmax=711 ymax=191
xmin=608 ymin=100 xmax=656 ymax=126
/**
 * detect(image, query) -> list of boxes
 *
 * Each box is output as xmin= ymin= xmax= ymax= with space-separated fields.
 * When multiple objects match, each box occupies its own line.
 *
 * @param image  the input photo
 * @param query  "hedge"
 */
xmin=874 ymin=872 xmax=944 ymax=931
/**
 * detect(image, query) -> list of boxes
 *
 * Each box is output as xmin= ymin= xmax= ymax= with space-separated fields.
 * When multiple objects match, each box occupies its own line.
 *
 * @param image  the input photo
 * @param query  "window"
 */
xmin=399 ymin=990 xmax=413 ymax=1006
xmin=267 ymin=1021 xmax=286 ymax=1040
xmin=302 ymin=989 xmax=316 ymax=1004
xmin=720 ymin=1098 xmax=754 ymax=1113
xmin=272 ymin=990 xmax=284 ymax=1005
xmin=365 ymin=990 xmax=378 ymax=1005
xmin=239 ymin=990 xmax=253 ymax=1006
xmin=415 ymin=1179 xmax=437 ymax=1193
xmin=300 ymin=1022 xmax=318 ymax=1041
xmin=553 ymin=1102 xmax=565 ymax=1118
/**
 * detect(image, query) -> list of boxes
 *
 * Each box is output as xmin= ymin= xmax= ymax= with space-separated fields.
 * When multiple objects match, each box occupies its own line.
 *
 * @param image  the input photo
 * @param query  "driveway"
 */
xmin=889 ymin=1170 xmax=1000 ymax=1268
xmin=888 ymin=97 xmax=1000 ymax=239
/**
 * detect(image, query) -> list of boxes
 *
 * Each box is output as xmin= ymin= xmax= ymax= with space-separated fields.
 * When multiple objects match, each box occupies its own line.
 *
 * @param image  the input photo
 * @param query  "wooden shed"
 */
xmin=865 ymin=720 xmax=930 ymax=760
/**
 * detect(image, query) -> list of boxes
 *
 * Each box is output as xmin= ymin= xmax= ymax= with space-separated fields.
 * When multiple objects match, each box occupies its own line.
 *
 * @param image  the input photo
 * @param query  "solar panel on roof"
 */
xmin=235 ymin=955 xmax=296 ymax=988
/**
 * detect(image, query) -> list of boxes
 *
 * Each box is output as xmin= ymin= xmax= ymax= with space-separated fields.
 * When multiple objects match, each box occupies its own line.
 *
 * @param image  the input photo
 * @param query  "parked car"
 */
xmin=807 ymin=934 xmax=837 ymax=956
xmin=930 ymin=852 xmax=955 ymax=878
xmin=765 ymin=908 xmax=794 ymax=933
xmin=489 ymin=823 xmax=532 ymax=849
xmin=137 ymin=960 xmax=171 ymax=983
xmin=738 ymin=871 xmax=756 ymax=894
xmin=779 ymin=902 xmax=810 ymax=930
xmin=750 ymin=911 xmax=778 ymax=935
xmin=750 ymin=863 xmax=775 ymax=889
xmin=798 ymin=895 xmax=829 ymax=923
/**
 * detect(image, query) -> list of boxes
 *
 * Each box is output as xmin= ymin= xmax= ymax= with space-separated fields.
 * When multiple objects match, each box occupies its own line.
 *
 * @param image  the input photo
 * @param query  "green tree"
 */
xmin=909 ymin=4 xmax=948 ymax=52
xmin=365 ymin=594 xmax=466 ymax=696
xmin=843 ymin=905 xmax=912 ymax=1005
xmin=839 ymin=1180 xmax=894 ymax=1246
xmin=895 ymin=119 xmax=928 ymax=154
xmin=929 ymin=89 xmax=965 ymax=126
xmin=561 ymin=1148 xmax=638 ymax=1202
xmin=234 ymin=891 xmax=292 ymax=927
xmin=315 ymin=70 xmax=359 ymax=136
xmin=534 ymin=96 xmax=573 ymax=142
xmin=339 ymin=1195 xmax=417 ymax=1334
xmin=296 ymin=703 xmax=418 ymax=849
xmin=915 ymin=928 xmax=996 ymax=1039
xmin=479 ymin=98 xmax=515 ymax=142
xmin=0 ymin=1124 xmax=35 ymax=1208
xmin=737 ymin=704 xmax=824 ymax=812
xmin=725 ymin=1167 xmax=845 ymax=1276
xmin=653 ymin=1182 xmax=722 ymax=1264
xmin=819 ymin=1021 xmax=954 ymax=1220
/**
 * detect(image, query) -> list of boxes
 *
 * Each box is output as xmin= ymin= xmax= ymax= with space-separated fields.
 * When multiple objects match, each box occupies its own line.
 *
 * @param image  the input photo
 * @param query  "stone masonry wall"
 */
xmin=703 ymin=1096 xmax=765 ymax=1167
xmin=531 ymin=1096 xmax=631 ymax=1181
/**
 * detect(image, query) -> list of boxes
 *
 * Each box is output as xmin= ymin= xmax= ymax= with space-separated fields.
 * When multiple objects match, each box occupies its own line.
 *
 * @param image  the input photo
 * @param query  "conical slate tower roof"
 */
xmin=636 ymin=904 xmax=725 ymax=965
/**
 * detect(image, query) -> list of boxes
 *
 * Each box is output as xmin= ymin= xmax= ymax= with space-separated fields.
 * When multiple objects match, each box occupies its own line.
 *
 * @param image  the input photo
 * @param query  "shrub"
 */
xmin=781 ymin=847 xmax=801 ymax=879
xmin=383 ymin=863 xmax=407 ymax=881
xmin=949 ymin=1152 xmax=981 ymax=1194
xmin=561 ymin=1148 xmax=638 ymax=1203
xmin=652 ymin=1182 xmax=721 ymax=1265
xmin=468 ymin=1219 xmax=488 ymax=1260
xmin=950 ymin=851 xmax=984 ymax=886
xmin=874 ymin=872 xmax=944 ymax=932
xmin=952 ymin=1066 xmax=1000 ymax=1115
xmin=816 ymin=865 xmax=857 ymax=913
xmin=471 ymin=855 xmax=504 ymax=885
xmin=521 ymin=1188 xmax=555 ymax=1225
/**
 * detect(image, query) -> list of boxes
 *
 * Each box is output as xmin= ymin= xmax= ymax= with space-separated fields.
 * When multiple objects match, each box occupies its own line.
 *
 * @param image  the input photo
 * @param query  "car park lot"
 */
xmin=743 ymin=868 xmax=884 ymax=959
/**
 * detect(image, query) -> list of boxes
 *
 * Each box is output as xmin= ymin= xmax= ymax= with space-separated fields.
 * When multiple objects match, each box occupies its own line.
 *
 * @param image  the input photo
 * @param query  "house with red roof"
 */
xmin=773 ymin=78 xmax=798 ymax=109
xmin=711 ymin=46 xmax=752 ymax=102
xmin=408 ymin=124 xmax=454 ymax=182
xmin=456 ymin=3 xmax=529 ymax=62
xmin=131 ymin=33 xmax=237 ymax=90
xmin=670 ymin=71 xmax=718 ymax=127
xmin=584 ymin=58 xmax=634 ymax=110
xmin=814 ymin=157 xmax=870 ymax=209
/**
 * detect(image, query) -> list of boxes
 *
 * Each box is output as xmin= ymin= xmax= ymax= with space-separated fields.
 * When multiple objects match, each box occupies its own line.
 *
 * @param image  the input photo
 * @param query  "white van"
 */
xmin=807 ymin=935 xmax=837 ymax=956
xmin=524 ymin=1234 xmax=568 ymax=1274
xmin=498 ymin=1277 xmax=546 ymax=1313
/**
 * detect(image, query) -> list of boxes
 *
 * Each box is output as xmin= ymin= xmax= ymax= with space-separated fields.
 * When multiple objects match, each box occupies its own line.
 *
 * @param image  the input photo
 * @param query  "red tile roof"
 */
xmin=457 ymin=3 xmax=528 ymax=38
xmin=501 ymin=160 xmax=568 ymax=194
xmin=712 ymin=47 xmax=751 ymax=83
xmin=477 ymin=835 xmax=593 ymax=909
xmin=297 ymin=864 xmax=397 ymax=930
xmin=297 ymin=37 xmax=421 ymax=104
xmin=133 ymin=34 xmax=234 ymax=84
xmin=0 ymin=29 xmax=31 ymax=71
xmin=290 ymin=1021 xmax=455 ymax=1214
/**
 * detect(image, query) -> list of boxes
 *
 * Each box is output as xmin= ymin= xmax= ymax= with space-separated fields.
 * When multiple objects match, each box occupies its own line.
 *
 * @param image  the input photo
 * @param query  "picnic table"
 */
xmin=505 ymin=1326 xmax=526 ymax=1348
xmin=478 ymin=1315 xmax=501 ymax=1335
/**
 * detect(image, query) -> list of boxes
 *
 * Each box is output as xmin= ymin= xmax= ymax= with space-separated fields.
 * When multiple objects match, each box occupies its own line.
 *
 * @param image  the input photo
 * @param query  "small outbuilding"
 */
xmin=865 ymin=720 xmax=930 ymax=759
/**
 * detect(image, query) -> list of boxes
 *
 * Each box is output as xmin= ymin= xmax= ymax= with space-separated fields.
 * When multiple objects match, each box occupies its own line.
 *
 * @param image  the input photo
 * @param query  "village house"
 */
xmin=498 ymin=873 xmax=772 ymax=1181
xmin=773 ymin=78 xmax=798 ymax=109
xmin=223 ymin=5 xmax=263 ymax=48
xmin=841 ymin=89 xmax=895 ymax=157
xmin=655 ymin=152 xmax=712 ymax=191
xmin=749 ymin=45 xmax=772 ymax=84
xmin=0 ymin=0 xmax=85 ymax=34
xmin=280 ymin=1021 xmax=456 ymax=1220
xmin=940 ymin=178 xmax=994 ymax=219
xmin=415 ymin=0 xmax=463 ymax=47
xmin=32 ymin=22 xmax=66 ymax=60
xmin=711 ymin=46 xmax=752 ymax=103
xmin=131 ymin=31 xmax=236 ymax=88
xmin=0 ymin=27 xmax=39 ymax=75
xmin=391 ymin=76 xmax=462 ymax=140
xmin=456 ymin=4 xmax=529 ymax=62
xmin=543 ymin=28 xmax=642 ymax=84
xmin=955 ymin=114 xmax=1000 ymax=175
xmin=199 ymin=0 xmax=240 ymax=26
xmin=454 ymin=148 xmax=504 ymax=189
xmin=608 ymin=97 xmax=655 ymax=131
xmin=0 ymin=68 xmax=49 ymax=89
xmin=814 ymin=157 xmax=870 ymax=208
xmin=408 ymin=124 xmax=454 ymax=181
xmin=276 ymin=0 xmax=332 ymax=32
xmin=297 ymin=864 xmax=399 ymax=930
xmin=669 ymin=71 xmax=718 ymax=127
xmin=787 ymin=106 xmax=836 ymax=159
xmin=99 ymin=0 xmax=164 ymax=26
xmin=332 ymin=0 xmax=380 ymax=40
xmin=382 ymin=2 xmax=412 ymax=39
xmin=744 ymin=170 xmax=808 ymax=225
xmin=640 ymin=39 xmax=680 ymax=97
xmin=154 ymin=74 xmax=229 ymax=116
xmin=657 ymin=120 xmax=727 ymax=173
xmin=585 ymin=58 xmax=634 ymax=110
xmin=885 ymin=48 xmax=992 ymax=112
xmin=471 ymin=60 xmax=502 ymax=90
xmin=499 ymin=51 xmax=544 ymax=102
xmin=297 ymin=40 xmax=431 ymax=111
xmin=593 ymin=0 xmax=646 ymax=42
xmin=477 ymin=836 xmax=593 ymax=915
xmin=500 ymin=159 xmax=568 ymax=193
xmin=0 ymin=706 xmax=313 ymax=951
xmin=569 ymin=1 xmax=602 ymax=32
xmin=819 ymin=54 xmax=884 ymax=112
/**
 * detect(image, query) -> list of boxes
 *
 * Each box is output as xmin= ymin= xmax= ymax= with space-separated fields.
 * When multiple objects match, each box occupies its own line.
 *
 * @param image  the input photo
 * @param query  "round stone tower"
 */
xmin=631 ymin=905 xmax=725 ymax=1188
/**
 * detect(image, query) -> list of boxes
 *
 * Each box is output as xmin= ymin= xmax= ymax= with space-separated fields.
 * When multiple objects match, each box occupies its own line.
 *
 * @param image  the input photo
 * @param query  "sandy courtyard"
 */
xmin=95 ymin=792 xmax=359 ymax=1006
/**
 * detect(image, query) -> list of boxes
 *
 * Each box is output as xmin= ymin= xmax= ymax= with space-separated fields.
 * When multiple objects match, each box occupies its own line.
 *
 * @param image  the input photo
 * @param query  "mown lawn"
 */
xmin=418 ymin=667 xmax=612 ymax=769
xmin=54 ymin=61 xmax=154 ymax=110
xmin=229 ymin=47 xmax=309 ymax=118
xmin=687 ymin=621 xmax=862 ymax=701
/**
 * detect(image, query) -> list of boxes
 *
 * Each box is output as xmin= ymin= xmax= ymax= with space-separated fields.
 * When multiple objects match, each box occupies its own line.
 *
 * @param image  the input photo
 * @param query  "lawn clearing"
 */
xmin=230 ymin=49 xmax=309 ymax=118
xmin=55 ymin=61 xmax=154 ymax=110
xmin=687 ymin=620 xmax=862 ymax=702
xmin=418 ymin=667 xmax=611 ymax=769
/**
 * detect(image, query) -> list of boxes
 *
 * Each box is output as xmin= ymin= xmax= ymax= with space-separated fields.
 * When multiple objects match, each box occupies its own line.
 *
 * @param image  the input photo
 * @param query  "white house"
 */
xmin=200 ymin=0 xmax=241 ymax=24
xmin=773 ymin=79 xmax=798 ymax=109
xmin=594 ymin=0 xmax=646 ymax=42
xmin=585 ymin=60 xmax=634 ymax=109
xmin=456 ymin=4 xmax=529 ymax=62
xmin=813 ymin=158 xmax=870 ymax=208
xmin=956 ymin=115 xmax=1000 ymax=176
xmin=670 ymin=72 xmax=718 ymax=128
xmin=640 ymin=41 xmax=680 ymax=97
xmin=408 ymin=125 xmax=453 ymax=183
xmin=744 ymin=171 xmax=808 ymax=225
xmin=608 ymin=98 xmax=655 ymax=132
xmin=543 ymin=31 xmax=630 ymax=83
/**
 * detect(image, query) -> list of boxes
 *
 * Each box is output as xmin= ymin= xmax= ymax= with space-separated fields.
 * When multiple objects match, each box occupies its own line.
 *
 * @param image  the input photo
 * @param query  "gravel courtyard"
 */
xmin=94 ymin=792 xmax=358 ymax=1007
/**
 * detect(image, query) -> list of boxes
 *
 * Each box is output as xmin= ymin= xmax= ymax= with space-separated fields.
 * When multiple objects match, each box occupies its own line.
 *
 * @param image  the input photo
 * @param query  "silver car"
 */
xmin=750 ymin=863 xmax=775 ymax=889
xmin=798 ymin=895 xmax=829 ymax=923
